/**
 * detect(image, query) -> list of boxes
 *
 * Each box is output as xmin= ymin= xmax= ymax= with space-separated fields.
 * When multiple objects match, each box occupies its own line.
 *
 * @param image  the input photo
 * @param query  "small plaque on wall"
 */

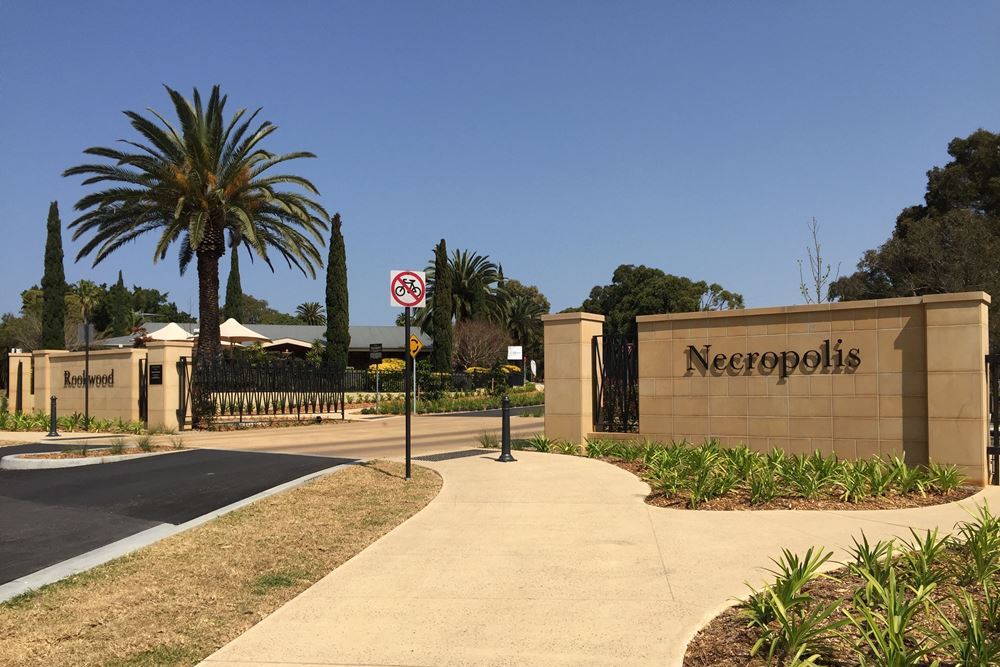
xmin=149 ymin=364 xmax=163 ymax=385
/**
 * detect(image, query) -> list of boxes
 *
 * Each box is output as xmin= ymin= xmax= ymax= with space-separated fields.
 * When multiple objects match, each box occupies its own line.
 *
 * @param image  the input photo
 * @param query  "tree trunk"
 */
xmin=196 ymin=248 xmax=224 ymax=364
xmin=192 ymin=241 xmax=224 ymax=427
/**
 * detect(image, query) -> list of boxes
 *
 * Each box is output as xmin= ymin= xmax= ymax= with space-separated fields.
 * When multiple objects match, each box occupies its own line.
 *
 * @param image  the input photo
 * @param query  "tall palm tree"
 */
xmin=63 ymin=85 xmax=329 ymax=364
xmin=505 ymin=292 xmax=545 ymax=349
xmin=419 ymin=249 xmax=501 ymax=330
xmin=296 ymin=301 xmax=326 ymax=325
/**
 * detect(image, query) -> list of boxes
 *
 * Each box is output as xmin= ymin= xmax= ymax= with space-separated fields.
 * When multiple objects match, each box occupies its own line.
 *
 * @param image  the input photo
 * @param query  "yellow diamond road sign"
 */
xmin=409 ymin=335 xmax=423 ymax=358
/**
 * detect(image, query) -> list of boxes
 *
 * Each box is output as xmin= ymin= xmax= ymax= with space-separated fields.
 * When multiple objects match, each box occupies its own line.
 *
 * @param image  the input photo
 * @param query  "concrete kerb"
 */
xmin=0 ymin=448 xmax=182 ymax=470
xmin=0 ymin=459 xmax=361 ymax=603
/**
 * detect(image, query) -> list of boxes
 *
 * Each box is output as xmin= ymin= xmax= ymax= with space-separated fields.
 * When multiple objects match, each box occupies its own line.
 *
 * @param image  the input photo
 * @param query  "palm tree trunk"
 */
xmin=192 ymin=244 xmax=224 ymax=427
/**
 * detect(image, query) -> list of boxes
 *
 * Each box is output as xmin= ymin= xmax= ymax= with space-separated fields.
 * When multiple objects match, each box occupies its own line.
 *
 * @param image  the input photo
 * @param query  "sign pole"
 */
xmin=404 ymin=306 xmax=412 ymax=481
xmin=84 ymin=321 xmax=91 ymax=431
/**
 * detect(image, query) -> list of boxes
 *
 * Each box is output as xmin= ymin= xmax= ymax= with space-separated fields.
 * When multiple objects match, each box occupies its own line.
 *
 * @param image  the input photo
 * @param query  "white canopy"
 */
xmin=218 ymin=318 xmax=271 ymax=344
xmin=146 ymin=322 xmax=195 ymax=341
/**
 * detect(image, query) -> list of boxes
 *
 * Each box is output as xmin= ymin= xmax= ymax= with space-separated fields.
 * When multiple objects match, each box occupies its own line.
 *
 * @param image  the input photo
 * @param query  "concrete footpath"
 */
xmin=200 ymin=451 xmax=1000 ymax=667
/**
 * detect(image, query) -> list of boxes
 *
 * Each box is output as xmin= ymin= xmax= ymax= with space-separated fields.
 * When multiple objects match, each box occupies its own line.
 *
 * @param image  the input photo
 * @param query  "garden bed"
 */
xmin=684 ymin=505 xmax=1000 ymax=665
xmin=366 ymin=388 xmax=544 ymax=415
xmin=504 ymin=437 xmax=978 ymax=512
xmin=607 ymin=458 xmax=978 ymax=511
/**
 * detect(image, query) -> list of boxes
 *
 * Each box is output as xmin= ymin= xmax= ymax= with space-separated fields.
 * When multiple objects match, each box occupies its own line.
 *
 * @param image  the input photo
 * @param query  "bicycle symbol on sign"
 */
xmin=394 ymin=277 xmax=422 ymax=298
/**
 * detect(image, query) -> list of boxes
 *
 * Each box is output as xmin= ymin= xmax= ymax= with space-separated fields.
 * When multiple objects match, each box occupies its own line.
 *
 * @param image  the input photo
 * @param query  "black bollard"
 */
xmin=46 ymin=395 xmax=60 ymax=438
xmin=498 ymin=394 xmax=515 ymax=462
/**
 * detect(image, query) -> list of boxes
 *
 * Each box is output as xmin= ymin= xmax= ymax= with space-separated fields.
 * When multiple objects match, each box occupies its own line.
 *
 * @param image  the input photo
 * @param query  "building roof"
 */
xmin=98 ymin=322 xmax=431 ymax=351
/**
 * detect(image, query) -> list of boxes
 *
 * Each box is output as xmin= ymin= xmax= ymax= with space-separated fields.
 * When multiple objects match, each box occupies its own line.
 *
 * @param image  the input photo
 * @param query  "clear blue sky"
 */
xmin=1 ymin=1 xmax=998 ymax=324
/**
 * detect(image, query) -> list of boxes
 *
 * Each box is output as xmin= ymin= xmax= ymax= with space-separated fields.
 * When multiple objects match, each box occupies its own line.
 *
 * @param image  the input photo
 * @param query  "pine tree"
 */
xmin=223 ymin=245 xmax=244 ymax=322
xmin=324 ymin=213 xmax=350 ymax=372
xmin=41 ymin=201 xmax=66 ymax=348
xmin=108 ymin=270 xmax=131 ymax=335
xmin=431 ymin=239 xmax=453 ymax=371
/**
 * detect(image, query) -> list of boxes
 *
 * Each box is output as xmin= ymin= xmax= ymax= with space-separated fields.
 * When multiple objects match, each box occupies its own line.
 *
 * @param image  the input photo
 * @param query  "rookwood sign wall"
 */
xmin=5 ymin=341 xmax=193 ymax=428
xmin=542 ymin=292 xmax=991 ymax=485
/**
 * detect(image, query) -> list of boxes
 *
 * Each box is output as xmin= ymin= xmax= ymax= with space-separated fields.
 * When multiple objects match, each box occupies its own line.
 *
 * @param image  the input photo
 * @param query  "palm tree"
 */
xmin=505 ymin=292 xmax=545 ymax=349
xmin=419 ymin=249 xmax=501 ymax=331
xmin=63 ymin=85 xmax=328 ymax=365
xmin=74 ymin=280 xmax=102 ymax=325
xmin=296 ymin=301 xmax=326 ymax=325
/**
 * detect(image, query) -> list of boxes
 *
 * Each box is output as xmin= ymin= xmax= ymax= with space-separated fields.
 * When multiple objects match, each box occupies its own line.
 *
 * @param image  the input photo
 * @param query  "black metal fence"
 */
xmin=343 ymin=369 xmax=520 ymax=395
xmin=179 ymin=357 xmax=527 ymax=428
xmin=987 ymin=354 xmax=1000 ymax=485
xmin=193 ymin=358 xmax=346 ymax=419
xmin=592 ymin=334 xmax=639 ymax=433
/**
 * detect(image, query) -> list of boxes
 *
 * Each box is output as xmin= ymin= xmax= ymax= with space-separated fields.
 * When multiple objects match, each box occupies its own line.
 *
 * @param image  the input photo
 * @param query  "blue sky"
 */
xmin=1 ymin=1 xmax=998 ymax=324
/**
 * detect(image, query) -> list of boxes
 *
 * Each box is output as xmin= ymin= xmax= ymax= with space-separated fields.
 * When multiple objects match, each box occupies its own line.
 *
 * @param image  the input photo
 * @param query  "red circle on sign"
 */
xmin=391 ymin=271 xmax=425 ymax=307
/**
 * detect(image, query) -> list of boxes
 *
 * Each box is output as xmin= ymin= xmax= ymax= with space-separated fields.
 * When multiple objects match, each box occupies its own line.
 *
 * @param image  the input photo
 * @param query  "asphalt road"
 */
xmin=0 ymin=444 xmax=351 ymax=585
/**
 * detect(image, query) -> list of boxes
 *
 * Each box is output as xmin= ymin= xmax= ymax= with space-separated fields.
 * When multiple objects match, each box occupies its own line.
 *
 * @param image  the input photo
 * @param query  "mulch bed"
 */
xmin=684 ymin=555 xmax=999 ymax=666
xmin=604 ymin=458 xmax=979 ymax=511
xmin=21 ymin=446 xmax=175 ymax=460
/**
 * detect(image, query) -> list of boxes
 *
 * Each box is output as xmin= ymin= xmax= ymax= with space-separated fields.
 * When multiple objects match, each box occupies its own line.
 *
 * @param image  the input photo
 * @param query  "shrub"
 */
xmin=369 ymin=358 xmax=406 ymax=373
xmin=135 ymin=434 xmax=154 ymax=452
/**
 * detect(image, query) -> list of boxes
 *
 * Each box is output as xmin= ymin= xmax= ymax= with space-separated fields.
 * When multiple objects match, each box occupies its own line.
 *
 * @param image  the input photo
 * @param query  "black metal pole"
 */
xmin=498 ymin=394 xmax=515 ymax=462
xmin=47 ymin=395 xmax=59 ymax=438
xmin=84 ymin=322 xmax=91 ymax=431
xmin=404 ymin=306 xmax=412 ymax=480
xmin=15 ymin=361 xmax=23 ymax=413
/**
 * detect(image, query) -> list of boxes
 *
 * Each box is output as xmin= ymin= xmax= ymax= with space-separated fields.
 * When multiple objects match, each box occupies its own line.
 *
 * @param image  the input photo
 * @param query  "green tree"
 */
xmin=41 ymin=201 xmax=66 ymax=348
xmin=430 ymin=239 xmax=453 ymax=371
xmin=830 ymin=129 xmax=1000 ymax=346
xmin=64 ymin=85 xmax=328 ymax=367
xmin=297 ymin=301 xmax=326 ymax=325
xmin=420 ymin=248 xmax=501 ymax=327
xmin=581 ymin=265 xmax=743 ymax=337
xmin=223 ymin=245 xmax=244 ymax=322
xmin=131 ymin=286 xmax=195 ymax=322
xmin=241 ymin=295 xmax=299 ymax=325
xmin=323 ymin=212 xmax=349 ymax=372
xmin=503 ymin=279 xmax=549 ymax=364
xmin=74 ymin=279 xmax=102 ymax=336
xmin=107 ymin=271 xmax=131 ymax=336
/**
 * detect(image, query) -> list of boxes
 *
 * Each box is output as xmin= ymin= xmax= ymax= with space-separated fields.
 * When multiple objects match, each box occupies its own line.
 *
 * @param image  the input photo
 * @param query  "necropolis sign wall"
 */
xmin=634 ymin=293 xmax=990 ymax=484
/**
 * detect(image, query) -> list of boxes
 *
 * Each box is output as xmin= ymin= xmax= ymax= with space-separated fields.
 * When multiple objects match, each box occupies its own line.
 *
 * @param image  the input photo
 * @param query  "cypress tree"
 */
xmin=41 ymin=201 xmax=66 ymax=348
xmin=108 ymin=270 xmax=131 ymax=335
xmin=324 ymin=213 xmax=350 ymax=372
xmin=223 ymin=245 xmax=244 ymax=322
xmin=430 ymin=239 xmax=453 ymax=371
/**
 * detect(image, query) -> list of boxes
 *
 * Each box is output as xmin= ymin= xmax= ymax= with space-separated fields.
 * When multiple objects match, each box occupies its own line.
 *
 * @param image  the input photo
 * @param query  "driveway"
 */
xmin=0 ymin=443 xmax=351 ymax=585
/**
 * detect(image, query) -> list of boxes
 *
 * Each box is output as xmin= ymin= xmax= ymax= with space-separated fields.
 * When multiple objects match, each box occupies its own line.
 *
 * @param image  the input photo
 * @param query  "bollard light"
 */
xmin=498 ymin=394 xmax=515 ymax=462
xmin=46 ymin=395 xmax=60 ymax=438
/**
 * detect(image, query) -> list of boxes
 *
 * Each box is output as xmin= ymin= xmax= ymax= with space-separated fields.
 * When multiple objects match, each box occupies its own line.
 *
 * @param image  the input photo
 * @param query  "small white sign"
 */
xmin=530 ymin=359 xmax=537 ymax=377
xmin=390 ymin=270 xmax=426 ymax=308
xmin=507 ymin=345 xmax=523 ymax=361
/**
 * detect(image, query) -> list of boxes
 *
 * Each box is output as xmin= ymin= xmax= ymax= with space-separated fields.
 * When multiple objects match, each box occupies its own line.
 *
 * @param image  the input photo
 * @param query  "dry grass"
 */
xmin=0 ymin=460 xmax=441 ymax=667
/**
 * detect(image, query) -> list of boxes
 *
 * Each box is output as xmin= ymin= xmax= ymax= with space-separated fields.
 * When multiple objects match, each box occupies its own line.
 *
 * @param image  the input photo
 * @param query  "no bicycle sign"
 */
xmin=390 ymin=270 xmax=426 ymax=308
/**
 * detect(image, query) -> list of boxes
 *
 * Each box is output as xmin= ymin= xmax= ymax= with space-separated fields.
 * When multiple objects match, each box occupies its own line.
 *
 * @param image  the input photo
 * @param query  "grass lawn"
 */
xmin=0 ymin=460 xmax=441 ymax=667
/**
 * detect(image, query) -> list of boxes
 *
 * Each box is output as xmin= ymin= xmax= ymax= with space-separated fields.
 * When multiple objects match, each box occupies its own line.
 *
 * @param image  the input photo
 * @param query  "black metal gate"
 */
xmin=987 ymin=354 xmax=1000 ymax=485
xmin=592 ymin=334 xmax=639 ymax=433
xmin=177 ymin=356 xmax=191 ymax=430
xmin=137 ymin=358 xmax=148 ymax=425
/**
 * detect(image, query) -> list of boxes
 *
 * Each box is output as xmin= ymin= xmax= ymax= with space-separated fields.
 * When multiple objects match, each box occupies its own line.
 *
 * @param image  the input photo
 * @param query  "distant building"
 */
xmin=99 ymin=322 xmax=432 ymax=369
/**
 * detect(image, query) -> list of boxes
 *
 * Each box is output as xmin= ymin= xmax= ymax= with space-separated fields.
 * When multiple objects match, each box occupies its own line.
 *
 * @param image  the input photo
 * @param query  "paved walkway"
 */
xmin=201 ymin=451 xmax=1000 ymax=667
